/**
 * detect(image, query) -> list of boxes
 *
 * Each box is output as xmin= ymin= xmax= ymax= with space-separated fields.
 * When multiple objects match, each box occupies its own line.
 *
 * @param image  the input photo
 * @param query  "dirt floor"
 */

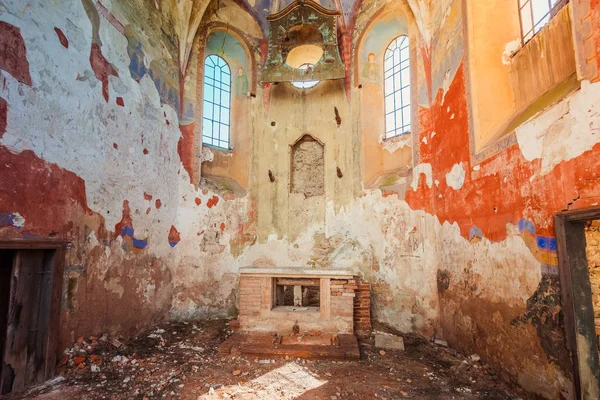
xmin=3 ymin=319 xmax=522 ymax=400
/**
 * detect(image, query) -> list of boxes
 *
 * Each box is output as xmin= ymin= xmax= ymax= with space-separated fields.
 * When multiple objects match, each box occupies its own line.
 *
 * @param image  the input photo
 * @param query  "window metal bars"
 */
xmin=202 ymin=55 xmax=231 ymax=149
xmin=384 ymin=36 xmax=411 ymax=139
xmin=518 ymin=0 xmax=569 ymax=44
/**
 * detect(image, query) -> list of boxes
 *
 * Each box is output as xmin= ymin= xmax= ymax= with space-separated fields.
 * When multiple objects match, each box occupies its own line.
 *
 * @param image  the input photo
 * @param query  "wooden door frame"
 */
xmin=0 ymin=239 xmax=69 ymax=393
xmin=554 ymin=208 xmax=600 ymax=399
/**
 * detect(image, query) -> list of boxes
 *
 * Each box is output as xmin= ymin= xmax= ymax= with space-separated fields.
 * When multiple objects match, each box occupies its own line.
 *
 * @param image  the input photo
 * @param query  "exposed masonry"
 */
xmin=1 ymin=0 xmax=600 ymax=398
xmin=290 ymin=136 xmax=325 ymax=198
xmin=586 ymin=222 xmax=600 ymax=320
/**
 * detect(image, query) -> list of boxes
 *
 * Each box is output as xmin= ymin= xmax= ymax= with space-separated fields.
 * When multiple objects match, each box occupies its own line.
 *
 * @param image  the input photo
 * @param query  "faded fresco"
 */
xmin=206 ymin=31 xmax=251 ymax=97
xmin=358 ymin=13 xmax=409 ymax=85
xmin=2 ymin=0 xmax=600 ymax=398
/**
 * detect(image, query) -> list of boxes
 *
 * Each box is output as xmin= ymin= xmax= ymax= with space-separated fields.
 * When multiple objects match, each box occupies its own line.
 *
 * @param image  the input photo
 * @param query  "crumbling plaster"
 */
xmin=2 ymin=0 xmax=600 ymax=398
xmin=516 ymin=80 xmax=600 ymax=175
xmin=0 ymin=0 xmax=248 ymax=346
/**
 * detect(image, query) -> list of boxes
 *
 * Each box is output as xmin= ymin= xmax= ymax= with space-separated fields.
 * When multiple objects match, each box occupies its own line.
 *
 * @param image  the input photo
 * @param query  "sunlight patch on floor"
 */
xmin=198 ymin=362 xmax=327 ymax=399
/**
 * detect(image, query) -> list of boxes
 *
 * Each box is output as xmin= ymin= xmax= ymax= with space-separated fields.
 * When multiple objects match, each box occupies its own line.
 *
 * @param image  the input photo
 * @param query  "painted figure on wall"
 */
xmin=235 ymin=67 xmax=249 ymax=97
xmin=81 ymin=0 xmax=102 ymax=45
xmin=207 ymin=31 xmax=251 ymax=97
xmin=362 ymin=52 xmax=380 ymax=83
xmin=126 ymin=30 xmax=147 ymax=82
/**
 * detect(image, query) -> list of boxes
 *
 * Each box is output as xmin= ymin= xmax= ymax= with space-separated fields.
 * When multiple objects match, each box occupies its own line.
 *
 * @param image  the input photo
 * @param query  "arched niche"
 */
xmin=354 ymin=6 xmax=413 ymax=87
xmin=354 ymin=3 xmax=419 ymax=190
xmin=198 ymin=23 xmax=256 ymax=192
xmin=204 ymin=26 xmax=256 ymax=96
xmin=290 ymin=134 xmax=325 ymax=198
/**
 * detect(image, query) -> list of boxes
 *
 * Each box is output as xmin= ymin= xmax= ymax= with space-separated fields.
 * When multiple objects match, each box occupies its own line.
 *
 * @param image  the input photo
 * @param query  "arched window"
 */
xmin=202 ymin=55 xmax=231 ymax=149
xmin=384 ymin=36 xmax=411 ymax=139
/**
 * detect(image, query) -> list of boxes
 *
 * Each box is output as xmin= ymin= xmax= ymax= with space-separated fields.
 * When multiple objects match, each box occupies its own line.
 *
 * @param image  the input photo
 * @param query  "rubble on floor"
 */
xmin=4 ymin=319 xmax=522 ymax=399
xmin=374 ymin=332 xmax=405 ymax=351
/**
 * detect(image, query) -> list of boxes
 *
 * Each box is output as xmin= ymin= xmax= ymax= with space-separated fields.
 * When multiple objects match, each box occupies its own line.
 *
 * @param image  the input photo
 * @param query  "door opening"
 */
xmin=0 ymin=242 xmax=66 ymax=395
xmin=584 ymin=221 xmax=600 ymax=354
xmin=0 ymin=250 xmax=15 ymax=395
xmin=555 ymin=209 xmax=600 ymax=399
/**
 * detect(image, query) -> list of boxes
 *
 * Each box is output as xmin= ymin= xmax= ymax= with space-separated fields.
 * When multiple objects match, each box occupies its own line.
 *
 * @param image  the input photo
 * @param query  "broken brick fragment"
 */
xmin=73 ymin=356 xmax=86 ymax=366
xmin=89 ymin=354 xmax=102 ymax=364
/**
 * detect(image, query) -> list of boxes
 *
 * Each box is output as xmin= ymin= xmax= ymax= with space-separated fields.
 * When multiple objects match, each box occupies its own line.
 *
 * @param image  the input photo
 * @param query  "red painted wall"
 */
xmin=406 ymin=64 xmax=600 ymax=242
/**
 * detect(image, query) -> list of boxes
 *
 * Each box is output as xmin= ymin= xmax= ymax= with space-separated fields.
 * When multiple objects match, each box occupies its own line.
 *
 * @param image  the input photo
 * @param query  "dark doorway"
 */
xmin=0 ymin=250 xmax=15 ymax=394
xmin=0 ymin=242 xmax=66 ymax=395
xmin=555 ymin=208 xmax=600 ymax=399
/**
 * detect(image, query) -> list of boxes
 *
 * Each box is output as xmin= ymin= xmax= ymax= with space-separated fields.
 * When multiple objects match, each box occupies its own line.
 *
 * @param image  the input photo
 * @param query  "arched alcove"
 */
xmin=198 ymin=23 xmax=256 ymax=192
xmin=354 ymin=2 xmax=418 ymax=191
xmin=290 ymin=134 xmax=325 ymax=198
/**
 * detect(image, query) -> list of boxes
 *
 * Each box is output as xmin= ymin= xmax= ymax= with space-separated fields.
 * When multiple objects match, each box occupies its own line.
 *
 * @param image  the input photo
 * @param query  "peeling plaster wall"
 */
xmin=466 ymin=0 xmax=577 ymax=153
xmin=399 ymin=0 xmax=600 ymax=397
xmin=0 ymin=0 xmax=245 ymax=349
xmin=3 ymin=0 xmax=600 ymax=398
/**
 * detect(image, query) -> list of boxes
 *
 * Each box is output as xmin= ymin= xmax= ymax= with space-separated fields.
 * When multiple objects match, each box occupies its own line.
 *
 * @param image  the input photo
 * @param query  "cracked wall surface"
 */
xmin=0 ymin=0 xmax=242 ymax=349
xmin=2 ymin=0 xmax=600 ymax=398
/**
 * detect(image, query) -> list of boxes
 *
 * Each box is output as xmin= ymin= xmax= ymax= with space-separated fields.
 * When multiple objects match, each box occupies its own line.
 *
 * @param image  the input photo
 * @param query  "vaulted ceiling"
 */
xmin=153 ymin=0 xmax=437 ymax=80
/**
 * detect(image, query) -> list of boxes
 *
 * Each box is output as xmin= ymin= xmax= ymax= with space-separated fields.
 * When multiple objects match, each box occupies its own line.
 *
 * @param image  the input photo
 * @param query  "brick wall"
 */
xmin=238 ymin=274 xmax=367 ymax=336
xmin=330 ymin=279 xmax=356 ymax=320
xmin=239 ymin=276 xmax=262 ymax=317
xmin=354 ymin=280 xmax=372 ymax=338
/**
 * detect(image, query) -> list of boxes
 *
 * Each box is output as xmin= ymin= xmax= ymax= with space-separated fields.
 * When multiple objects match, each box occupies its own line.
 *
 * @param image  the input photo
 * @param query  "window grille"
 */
xmin=291 ymin=63 xmax=319 ymax=89
xmin=384 ymin=36 xmax=411 ymax=139
xmin=519 ymin=0 xmax=569 ymax=43
xmin=202 ymin=55 xmax=231 ymax=149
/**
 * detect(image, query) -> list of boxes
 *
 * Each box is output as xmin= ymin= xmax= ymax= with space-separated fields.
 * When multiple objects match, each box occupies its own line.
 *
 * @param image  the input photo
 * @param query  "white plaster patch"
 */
xmin=200 ymin=147 xmax=215 ymax=162
xmin=445 ymin=163 xmax=465 ymax=190
xmin=441 ymin=70 xmax=451 ymax=104
xmin=87 ymin=231 xmax=100 ymax=248
xmin=10 ymin=212 xmax=25 ymax=228
xmin=422 ymin=136 xmax=428 ymax=145
xmin=516 ymin=80 xmax=600 ymax=174
xmin=411 ymin=163 xmax=433 ymax=189
xmin=502 ymin=38 xmax=521 ymax=65
xmin=406 ymin=0 xmax=433 ymax=46
xmin=104 ymin=279 xmax=125 ymax=297
xmin=380 ymin=134 xmax=412 ymax=154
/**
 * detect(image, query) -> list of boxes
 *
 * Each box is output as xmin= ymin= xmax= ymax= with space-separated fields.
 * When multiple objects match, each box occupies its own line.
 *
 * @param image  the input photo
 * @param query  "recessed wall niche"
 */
xmin=290 ymin=134 xmax=325 ymax=198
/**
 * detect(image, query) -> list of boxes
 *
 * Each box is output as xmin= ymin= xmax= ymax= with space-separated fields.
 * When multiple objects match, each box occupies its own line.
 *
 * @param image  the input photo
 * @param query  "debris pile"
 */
xmin=6 ymin=320 xmax=521 ymax=400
